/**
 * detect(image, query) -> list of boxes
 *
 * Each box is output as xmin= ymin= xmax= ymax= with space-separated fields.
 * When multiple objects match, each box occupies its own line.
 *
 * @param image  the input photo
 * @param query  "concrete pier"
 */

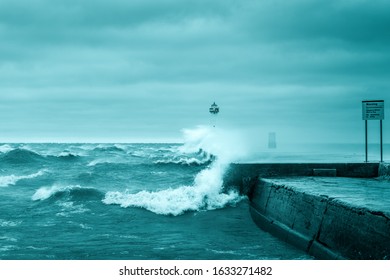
xmin=224 ymin=162 xmax=390 ymax=260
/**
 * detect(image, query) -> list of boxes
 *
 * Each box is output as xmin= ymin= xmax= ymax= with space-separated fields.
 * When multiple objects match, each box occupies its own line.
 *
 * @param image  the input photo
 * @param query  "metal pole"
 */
xmin=365 ymin=120 xmax=368 ymax=162
xmin=380 ymin=119 xmax=383 ymax=162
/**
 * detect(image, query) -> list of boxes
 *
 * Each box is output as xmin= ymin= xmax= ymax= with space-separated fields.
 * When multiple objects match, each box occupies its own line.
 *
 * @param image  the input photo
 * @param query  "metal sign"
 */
xmin=362 ymin=100 xmax=384 ymax=120
xmin=362 ymin=100 xmax=385 ymax=162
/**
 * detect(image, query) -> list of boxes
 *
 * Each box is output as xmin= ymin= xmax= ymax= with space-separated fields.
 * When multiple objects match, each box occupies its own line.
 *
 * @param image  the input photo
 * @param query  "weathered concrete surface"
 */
xmin=224 ymin=163 xmax=379 ymax=191
xmin=223 ymin=163 xmax=390 ymax=259
xmin=249 ymin=177 xmax=390 ymax=260
xmin=228 ymin=162 xmax=379 ymax=178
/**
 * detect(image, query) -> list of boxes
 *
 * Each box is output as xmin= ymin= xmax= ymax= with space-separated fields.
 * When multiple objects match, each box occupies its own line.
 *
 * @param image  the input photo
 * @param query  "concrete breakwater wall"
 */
xmin=224 ymin=163 xmax=390 ymax=260
xmin=225 ymin=162 xmax=379 ymax=183
xmin=250 ymin=179 xmax=390 ymax=259
xmin=224 ymin=163 xmax=380 ymax=195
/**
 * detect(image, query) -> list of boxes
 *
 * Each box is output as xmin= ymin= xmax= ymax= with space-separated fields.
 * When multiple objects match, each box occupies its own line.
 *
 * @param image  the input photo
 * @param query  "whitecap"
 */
xmin=32 ymin=184 xmax=82 ymax=201
xmin=0 ymin=235 xmax=18 ymax=242
xmin=0 ymin=219 xmax=22 ymax=227
xmin=87 ymin=159 xmax=111 ymax=167
xmin=103 ymin=161 xmax=244 ymax=216
xmin=0 ymin=144 xmax=13 ymax=153
xmin=55 ymin=202 xmax=89 ymax=217
xmin=0 ymin=170 xmax=47 ymax=187
xmin=103 ymin=186 xmax=243 ymax=216
xmin=154 ymin=157 xmax=211 ymax=166
xmin=87 ymin=156 xmax=130 ymax=167
xmin=103 ymin=126 xmax=247 ymax=216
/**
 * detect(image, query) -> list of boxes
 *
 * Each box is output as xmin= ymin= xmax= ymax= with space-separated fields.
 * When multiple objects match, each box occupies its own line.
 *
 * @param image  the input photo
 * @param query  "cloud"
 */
xmin=0 ymin=0 xmax=389 ymax=142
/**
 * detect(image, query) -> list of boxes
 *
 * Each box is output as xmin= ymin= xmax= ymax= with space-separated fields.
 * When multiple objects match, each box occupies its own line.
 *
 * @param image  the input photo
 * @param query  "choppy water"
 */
xmin=0 ymin=139 xmax=311 ymax=260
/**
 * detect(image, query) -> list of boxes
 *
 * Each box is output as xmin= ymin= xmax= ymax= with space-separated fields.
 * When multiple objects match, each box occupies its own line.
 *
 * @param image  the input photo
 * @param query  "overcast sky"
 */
xmin=0 ymin=0 xmax=389 ymax=144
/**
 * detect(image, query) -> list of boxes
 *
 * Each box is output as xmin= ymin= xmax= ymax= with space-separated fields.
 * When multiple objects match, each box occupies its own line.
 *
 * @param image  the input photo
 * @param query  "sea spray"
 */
xmin=103 ymin=125 xmax=248 ymax=215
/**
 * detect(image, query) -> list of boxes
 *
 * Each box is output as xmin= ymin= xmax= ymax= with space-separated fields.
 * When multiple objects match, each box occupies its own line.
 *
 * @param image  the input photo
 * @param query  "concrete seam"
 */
xmin=308 ymin=197 xmax=330 ymax=253
xmin=264 ymin=183 xmax=272 ymax=211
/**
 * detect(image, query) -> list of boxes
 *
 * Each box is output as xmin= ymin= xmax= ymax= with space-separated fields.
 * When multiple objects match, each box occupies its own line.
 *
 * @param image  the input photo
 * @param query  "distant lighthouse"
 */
xmin=209 ymin=102 xmax=219 ymax=114
xmin=209 ymin=102 xmax=219 ymax=127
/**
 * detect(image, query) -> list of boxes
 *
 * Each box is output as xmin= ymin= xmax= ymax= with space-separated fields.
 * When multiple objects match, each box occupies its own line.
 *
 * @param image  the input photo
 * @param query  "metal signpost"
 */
xmin=362 ymin=100 xmax=385 ymax=162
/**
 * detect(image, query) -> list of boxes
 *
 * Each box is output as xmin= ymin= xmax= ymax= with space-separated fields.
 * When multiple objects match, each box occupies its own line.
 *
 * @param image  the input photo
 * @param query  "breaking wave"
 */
xmin=56 ymin=152 xmax=81 ymax=159
xmin=0 ymin=170 xmax=47 ymax=187
xmin=154 ymin=155 xmax=213 ymax=166
xmin=103 ymin=125 xmax=247 ymax=216
xmin=0 ymin=144 xmax=13 ymax=154
xmin=87 ymin=158 xmax=128 ymax=167
xmin=103 ymin=184 xmax=243 ymax=216
xmin=32 ymin=185 xmax=103 ymax=202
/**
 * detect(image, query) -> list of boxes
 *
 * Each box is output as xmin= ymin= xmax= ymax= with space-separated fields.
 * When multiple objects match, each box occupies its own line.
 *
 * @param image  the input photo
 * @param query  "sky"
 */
xmin=0 ymin=0 xmax=389 ymax=144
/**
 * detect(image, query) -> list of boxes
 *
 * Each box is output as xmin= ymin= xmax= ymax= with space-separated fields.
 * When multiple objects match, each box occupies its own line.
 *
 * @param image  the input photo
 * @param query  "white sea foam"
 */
xmin=57 ymin=151 xmax=83 ymax=158
xmin=87 ymin=159 xmax=110 ymax=166
xmin=55 ymin=201 xmax=89 ymax=217
xmin=0 ymin=219 xmax=22 ymax=227
xmin=0 ymin=170 xmax=47 ymax=187
xmin=0 ymin=235 xmax=18 ymax=242
xmin=87 ymin=158 xmax=126 ymax=166
xmin=0 ymin=144 xmax=13 ymax=153
xmin=154 ymin=157 xmax=210 ymax=166
xmin=0 ymin=245 xmax=18 ymax=252
xmin=103 ymin=125 xmax=248 ymax=215
xmin=32 ymin=184 xmax=84 ymax=201
xmin=103 ymin=183 xmax=243 ymax=216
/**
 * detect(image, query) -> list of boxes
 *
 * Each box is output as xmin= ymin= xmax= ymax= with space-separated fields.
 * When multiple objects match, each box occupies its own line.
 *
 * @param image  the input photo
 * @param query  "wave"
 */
xmin=103 ymin=186 xmax=243 ymax=216
xmin=0 ymin=148 xmax=46 ymax=164
xmin=129 ymin=148 xmax=177 ymax=159
xmin=154 ymin=156 xmax=213 ymax=166
xmin=154 ymin=147 xmax=215 ymax=166
xmin=59 ymin=151 xmax=81 ymax=158
xmin=46 ymin=152 xmax=82 ymax=161
xmin=32 ymin=185 xmax=103 ymax=202
xmin=0 ymin=147 xmax=84 ymax=163
xmin=103 ymin=126 xmax=248 ymax=216
xmin=87 ymin=158 xmax=129 ymax=167
xmin=0 ymin=170 xmax=47 ymax=187
xmin=93 ymin=144 xmax=126 ymax=152
xmin=103 ymin=161 xmax=245 ymax=216
xmin=0 ymin=144 xmax=14 ymax=154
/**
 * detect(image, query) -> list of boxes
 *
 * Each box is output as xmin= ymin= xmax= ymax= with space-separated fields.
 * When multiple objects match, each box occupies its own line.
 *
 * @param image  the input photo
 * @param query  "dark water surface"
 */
xmin=0 ymin=143 xmax=311 ymax=260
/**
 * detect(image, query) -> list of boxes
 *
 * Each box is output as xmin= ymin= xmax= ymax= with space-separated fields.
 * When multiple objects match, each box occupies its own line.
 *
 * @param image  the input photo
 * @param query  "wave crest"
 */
xmin=32 ymin=185 xmax=103 ymax=202
xmin=0 ymin=170 xmax=47 ymax=187
xmin=103 ymin=186 xmax=243 ymax=216
xmin=87 ymin=158 xmax=127 ymax=167
xmin=56 ymin=152 xmax=81 ymax=159
xmin=1 ymin=149 xmax=45 ymax=164
xmin=154 ymin=156 xmax=213 ymax=166
xmin=93 ymin=144 xmax=125 ymax=152
xmin=103 ymin=125 xmax=247 ymax=216
xmin=0 ymin=144 xmax=13 ymax=154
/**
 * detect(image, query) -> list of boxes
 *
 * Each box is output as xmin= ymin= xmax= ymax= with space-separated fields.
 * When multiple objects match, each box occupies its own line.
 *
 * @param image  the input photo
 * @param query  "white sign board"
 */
xmin=362 ymin=100 xmax=384 ymax=120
